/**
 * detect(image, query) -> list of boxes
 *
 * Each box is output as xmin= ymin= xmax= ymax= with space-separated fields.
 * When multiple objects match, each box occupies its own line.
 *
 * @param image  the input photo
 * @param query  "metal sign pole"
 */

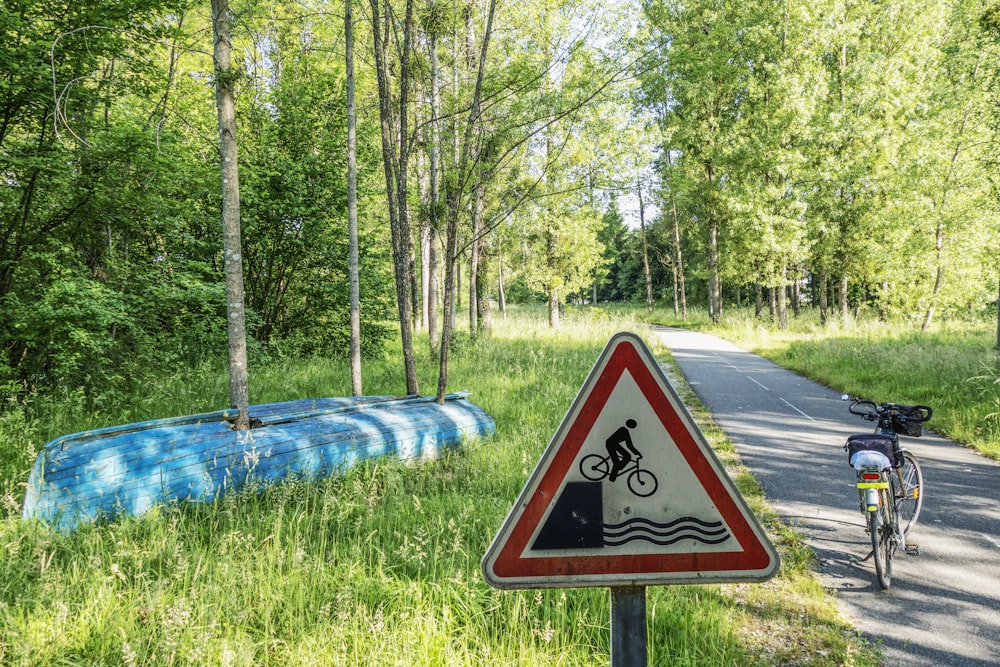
xmin=610 ymin=586 xmax=647 ymax=667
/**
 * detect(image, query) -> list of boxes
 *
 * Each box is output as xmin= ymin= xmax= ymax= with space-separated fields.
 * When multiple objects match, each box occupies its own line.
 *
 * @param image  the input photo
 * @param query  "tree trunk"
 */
xmin=840 ymin=274 xmax=849 ymax=320
xmin=879 ymin=280 xmax=890 ymax=322
xmin=454 ymin=256 xmax=460 ymax=327
xmin=420 ymin=215 xmax=431 ymax=330
xmin=707 ymin=219 xmax=721 ymax=323
xmin=791 ymin=268 xmax=801 ymax=318
xmin=777 ymin=267 xmax=788 ymax=330
xmin=370 ymin=0 xmax=418 ymax=395
xmin=922 ymin=222 xmax=945 ymax=332
xmin=638 ymin=175 xmax=653 ymax=312
xmin=548 ymin=286 xmax=560 ymax=328
xmin=427 ymin=32 xmax=441 ymax=353
xmin=469 ymin=179 xmax=482 ymax=336
xmin=345 ymin=0 xmax=362 ymax=396
xmin=477 ymin=237 xmax=490 ymax=333
xmin=212 ymin=0 xmax=250 ymax=430
xmin=818 ymin=268 xmax=828 ymax=325
xmin=408 ymin=215 xmax=419 ymax=335
xmin=666 ymin=151 xmax=687 ymax=320
xmin=498 ymin=255 xmax=506 ymax=318
xmin=671 ymin=262 xmax=679 ymax=316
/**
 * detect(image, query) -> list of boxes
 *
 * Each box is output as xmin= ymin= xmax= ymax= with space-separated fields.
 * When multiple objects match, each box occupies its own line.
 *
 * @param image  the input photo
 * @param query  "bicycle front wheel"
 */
xmin=869 ymin=491 xmax=893 ymax=589
xmin=627 ymin=469 xmax=658 ymax=497
xmin=895 ymin=450 xmax=924 ymax=538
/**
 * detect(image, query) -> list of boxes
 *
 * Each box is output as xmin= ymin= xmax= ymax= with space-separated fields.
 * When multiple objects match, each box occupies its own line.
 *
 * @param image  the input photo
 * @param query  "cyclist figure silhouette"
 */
xmin=606 ymin=418 xmax=640 ymax=482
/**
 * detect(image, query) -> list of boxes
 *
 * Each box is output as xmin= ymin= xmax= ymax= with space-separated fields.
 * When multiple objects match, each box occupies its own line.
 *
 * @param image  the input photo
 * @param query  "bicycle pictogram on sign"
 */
xmin=578 ymin=419 xmax=659 ymax=497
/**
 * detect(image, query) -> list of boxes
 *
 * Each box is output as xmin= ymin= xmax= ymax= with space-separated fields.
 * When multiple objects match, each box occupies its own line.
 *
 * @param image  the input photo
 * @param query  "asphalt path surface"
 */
xmin=652 ymin=327 xmax=1000 ymax=667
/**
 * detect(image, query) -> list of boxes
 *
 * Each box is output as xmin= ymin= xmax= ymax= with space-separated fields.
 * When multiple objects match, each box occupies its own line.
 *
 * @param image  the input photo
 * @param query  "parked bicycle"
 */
xmin=842 ymin=394 xmax=931 ymax=589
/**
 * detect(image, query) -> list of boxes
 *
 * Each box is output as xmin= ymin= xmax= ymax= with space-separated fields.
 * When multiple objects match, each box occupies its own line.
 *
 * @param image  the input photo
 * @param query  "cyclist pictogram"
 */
xmin=578 ymin=419 xmax=659 ymax=497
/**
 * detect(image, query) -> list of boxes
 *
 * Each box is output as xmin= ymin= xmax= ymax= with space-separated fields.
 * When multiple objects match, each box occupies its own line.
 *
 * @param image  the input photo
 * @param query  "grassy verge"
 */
xmin=0 ymin=307 xmax=875 ymax=665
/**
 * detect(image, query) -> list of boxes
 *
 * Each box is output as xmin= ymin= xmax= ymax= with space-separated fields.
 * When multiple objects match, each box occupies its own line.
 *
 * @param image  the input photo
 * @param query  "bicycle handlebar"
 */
xmin=842 ymin=394 xmax=933 ymax=422
xmin=847 ymin=398 xmax=878 ymax=417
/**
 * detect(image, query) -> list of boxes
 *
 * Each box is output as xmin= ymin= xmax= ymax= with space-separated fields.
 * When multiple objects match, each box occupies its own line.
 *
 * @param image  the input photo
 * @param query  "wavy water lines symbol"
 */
xmin=602 ymin=516 xmax=730 ymax=547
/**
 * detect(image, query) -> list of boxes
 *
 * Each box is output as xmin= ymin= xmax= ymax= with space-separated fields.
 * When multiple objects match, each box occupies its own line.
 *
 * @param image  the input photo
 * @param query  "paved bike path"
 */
xmin=652 ymin=327 xmax=1000 ymax=667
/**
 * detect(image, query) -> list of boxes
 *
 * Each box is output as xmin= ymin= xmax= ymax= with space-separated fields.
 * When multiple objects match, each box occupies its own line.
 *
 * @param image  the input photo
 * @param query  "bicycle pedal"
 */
xmin=903 ymin=543 xmax=920 ymax=556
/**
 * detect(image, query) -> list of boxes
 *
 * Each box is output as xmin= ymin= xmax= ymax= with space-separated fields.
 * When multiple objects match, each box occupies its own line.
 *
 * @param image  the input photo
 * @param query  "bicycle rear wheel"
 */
xmin=895 ymin=450 xmax=923 ymax=538
xmin=869 ymin=491 xmax=893 ymax=589
xmin=580 ymin=454 xmax=610 ymax=481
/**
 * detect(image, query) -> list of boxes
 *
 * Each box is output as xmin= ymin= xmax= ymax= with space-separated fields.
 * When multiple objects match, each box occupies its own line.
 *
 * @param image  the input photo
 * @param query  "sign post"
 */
xmin=610 ymin=586 xmax=647 ymax=667
xmin=482 ymin=332 xmax=779 ymax=663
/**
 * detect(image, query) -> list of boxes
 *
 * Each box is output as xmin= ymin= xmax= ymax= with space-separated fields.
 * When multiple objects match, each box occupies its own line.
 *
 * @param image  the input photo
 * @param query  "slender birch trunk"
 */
xmin=638 ymin=175 xmax=653 ymax=312
xmin=345 ymin=0 xmax=362 ymax=396
xmin=211 ymin=0 xmax=250 ymax=429
xmin=370 ymin=0 xmax=418 ymax=395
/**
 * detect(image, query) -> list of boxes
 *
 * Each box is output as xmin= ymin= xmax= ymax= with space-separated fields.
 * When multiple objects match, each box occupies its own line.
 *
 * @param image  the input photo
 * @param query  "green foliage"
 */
xmin=638 ymin=0 xmax=1000 ymax=328
xmin=0 ymin=0 xmax=397 ymax=397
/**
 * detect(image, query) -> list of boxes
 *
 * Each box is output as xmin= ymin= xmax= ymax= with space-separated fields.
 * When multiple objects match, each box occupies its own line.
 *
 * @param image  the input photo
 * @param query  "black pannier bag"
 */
xmin=846 ymin=433 xmax=899 ymax=468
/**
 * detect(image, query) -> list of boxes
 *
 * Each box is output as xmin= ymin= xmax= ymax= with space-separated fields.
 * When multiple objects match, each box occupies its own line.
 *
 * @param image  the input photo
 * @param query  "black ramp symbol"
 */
xmin=603 ymin=516 xmax=730 ymax=547
xmin=531 ymin=481 xmax=604 ymax=550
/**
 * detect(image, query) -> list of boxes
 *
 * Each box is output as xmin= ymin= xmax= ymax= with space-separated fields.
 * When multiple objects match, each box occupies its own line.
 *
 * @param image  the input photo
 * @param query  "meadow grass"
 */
xmin=0 ymin=307 xmax=876 ymax=666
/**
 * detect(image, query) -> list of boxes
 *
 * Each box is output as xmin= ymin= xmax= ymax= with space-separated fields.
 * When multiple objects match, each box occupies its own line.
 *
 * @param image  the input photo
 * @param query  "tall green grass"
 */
xmin=0 ymin=307 xmax=875 ymax=666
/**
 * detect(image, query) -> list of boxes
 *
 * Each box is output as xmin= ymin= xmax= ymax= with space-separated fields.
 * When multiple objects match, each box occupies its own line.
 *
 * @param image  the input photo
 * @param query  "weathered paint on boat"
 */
xmin=22 ymin=392 xmax=495 ymax=530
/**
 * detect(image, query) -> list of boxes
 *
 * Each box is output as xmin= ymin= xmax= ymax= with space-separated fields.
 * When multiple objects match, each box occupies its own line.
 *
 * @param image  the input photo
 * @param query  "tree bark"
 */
xmin=370 ymin=0 xmax=418 ymax=395
xmin=427 ymin=31 xmax=442 ymax=353
xmin=211 ymin=0 xmax=250 ymax=429
xmin=815 ymin=268 xmax=826 ymax=324
xmin=548 ymin=286 xmax=560 ymax=328
xmin=777 ymin=267 xmax=788 ymax=329
xmin=638 ymin=175 xmax=653 ymax=313
xmin=791 ymin=267 xmax=801 ymax=318
xmin=469 ymin=179 xmax=483 ymax=336
xmin=666 ymin=152 xmax=687 ymax=320
xmin=840 ymin=274 xmax=849 ymax=320
xmin=498 ymin=255 xmax=506 ymax=318
xmin=345 ymin=0 xmax=362 ymax=396
xmin=707 ymin=219 xmax=721 ymax=323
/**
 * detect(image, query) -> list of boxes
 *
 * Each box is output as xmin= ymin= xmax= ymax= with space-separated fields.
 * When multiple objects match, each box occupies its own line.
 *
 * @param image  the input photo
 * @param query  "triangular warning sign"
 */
xmin=482 ymin=331 xmax=779 ymax=589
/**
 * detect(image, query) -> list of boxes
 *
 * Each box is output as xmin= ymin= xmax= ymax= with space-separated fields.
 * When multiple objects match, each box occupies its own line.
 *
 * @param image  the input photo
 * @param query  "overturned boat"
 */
xmin=23 ymin=392 xmax=495 ymax=530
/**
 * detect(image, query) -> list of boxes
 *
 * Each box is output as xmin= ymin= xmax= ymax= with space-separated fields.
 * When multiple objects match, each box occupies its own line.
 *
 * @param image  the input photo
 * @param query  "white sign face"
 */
xmin=482 ymin=332 xmax=779 ymax=589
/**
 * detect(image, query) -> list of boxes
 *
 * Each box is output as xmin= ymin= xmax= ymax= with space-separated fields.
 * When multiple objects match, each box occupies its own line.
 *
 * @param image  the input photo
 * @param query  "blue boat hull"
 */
xmin=22 ymin=393 xmax=495 ymax=530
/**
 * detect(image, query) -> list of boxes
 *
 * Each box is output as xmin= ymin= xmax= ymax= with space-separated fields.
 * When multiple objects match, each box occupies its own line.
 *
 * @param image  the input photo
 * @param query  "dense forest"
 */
xmin=3 ymin=0 xmax=999 ymax=402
